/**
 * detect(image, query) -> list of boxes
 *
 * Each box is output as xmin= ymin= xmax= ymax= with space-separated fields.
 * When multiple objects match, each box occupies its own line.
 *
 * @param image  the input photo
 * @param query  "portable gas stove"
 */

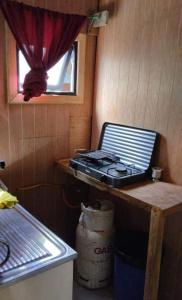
xmin=70 ymin=123 xmax=158 ymax=188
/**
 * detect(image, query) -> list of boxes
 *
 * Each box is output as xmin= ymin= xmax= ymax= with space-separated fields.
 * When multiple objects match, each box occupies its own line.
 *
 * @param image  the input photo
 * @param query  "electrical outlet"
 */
xmin=90 ymin=10 xmax=109 ymax=28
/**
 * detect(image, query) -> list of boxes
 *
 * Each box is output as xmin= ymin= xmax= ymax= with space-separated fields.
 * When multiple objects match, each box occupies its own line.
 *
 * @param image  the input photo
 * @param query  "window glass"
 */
xmin=17 ymin=43 xmax=77 ymax=95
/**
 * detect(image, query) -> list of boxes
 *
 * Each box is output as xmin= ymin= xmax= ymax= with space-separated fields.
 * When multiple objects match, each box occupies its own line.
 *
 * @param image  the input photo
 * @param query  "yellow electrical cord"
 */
xmin=17 ymin=183 xmax=61 ymax=191
xmin=16 ymin=183 xmax=80 ymax=209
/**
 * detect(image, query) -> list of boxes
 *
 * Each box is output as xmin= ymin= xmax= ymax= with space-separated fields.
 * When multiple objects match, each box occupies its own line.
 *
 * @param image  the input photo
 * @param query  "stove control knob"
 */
xmin=100 ymin=175 xmax=107 ymax=183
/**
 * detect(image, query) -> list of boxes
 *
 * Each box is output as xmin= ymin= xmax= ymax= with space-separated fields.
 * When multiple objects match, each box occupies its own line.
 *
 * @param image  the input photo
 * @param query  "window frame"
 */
xmin=17 ymin=42 xmax=78 ymax=96
xmin=5 ymin=24 xmax=86 ymax=104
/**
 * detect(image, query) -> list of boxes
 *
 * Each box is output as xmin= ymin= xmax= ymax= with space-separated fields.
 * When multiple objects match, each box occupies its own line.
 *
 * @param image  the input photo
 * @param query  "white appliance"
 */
xmin=0 ymin=205 xmax=77 ymax=300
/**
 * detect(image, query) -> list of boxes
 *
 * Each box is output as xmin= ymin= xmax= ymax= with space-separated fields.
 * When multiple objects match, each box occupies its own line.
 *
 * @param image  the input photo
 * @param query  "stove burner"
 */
xmin=106 ymin=164 xmax=133 ymax=178
xmin=116 ymin=166 xmax=127 ymax=172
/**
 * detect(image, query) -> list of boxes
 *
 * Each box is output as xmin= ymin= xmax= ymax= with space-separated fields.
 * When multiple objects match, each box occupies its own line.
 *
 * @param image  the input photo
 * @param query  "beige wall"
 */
xmin=92 ymin=0 xmax=182 ymax=185
xmin=0 ymin=0 xmax=98 ymax=235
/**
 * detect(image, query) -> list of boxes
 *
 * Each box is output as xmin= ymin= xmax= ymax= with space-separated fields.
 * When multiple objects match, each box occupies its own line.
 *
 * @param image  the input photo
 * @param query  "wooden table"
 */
xmin=57 ymin=159 xmax=182 ymax=300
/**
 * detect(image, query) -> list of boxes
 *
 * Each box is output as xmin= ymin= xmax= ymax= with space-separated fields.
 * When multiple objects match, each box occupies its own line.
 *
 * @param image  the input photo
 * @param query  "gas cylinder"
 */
xmin=75 ymin=200 xmax=114 ymax=289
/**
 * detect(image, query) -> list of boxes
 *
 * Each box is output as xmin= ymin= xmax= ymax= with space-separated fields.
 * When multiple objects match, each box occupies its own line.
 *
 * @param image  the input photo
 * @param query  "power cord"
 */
xmin=16 ymin=183 xmax=80 ymax=209
xmin=0 ymin=238 xmax=10 ymax=267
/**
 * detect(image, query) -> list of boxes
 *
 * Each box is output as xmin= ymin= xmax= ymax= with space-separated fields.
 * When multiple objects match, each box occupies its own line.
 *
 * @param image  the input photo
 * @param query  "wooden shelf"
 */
xmin=57 ymin=159 xmax=182 ymax=216
xmin=57 ymin=159 xmax=182 ymax=300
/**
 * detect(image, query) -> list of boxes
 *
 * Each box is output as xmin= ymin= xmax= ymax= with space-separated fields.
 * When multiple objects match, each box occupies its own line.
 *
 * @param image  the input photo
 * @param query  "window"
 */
xmin=17 ymin=43 xmax=77 ymax=95
xmin=6 ymin=27 xmax=86 ymax=104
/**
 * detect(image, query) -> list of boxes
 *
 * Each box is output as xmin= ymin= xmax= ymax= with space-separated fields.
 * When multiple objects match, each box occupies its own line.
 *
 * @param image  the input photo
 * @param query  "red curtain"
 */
xmin=0 ymin=0 xmax=86 ymax=101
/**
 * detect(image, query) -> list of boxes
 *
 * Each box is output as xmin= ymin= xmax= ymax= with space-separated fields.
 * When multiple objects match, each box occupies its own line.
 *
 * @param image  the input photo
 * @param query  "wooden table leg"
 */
xmin=143 ymin=207 xmax=165 ymax=300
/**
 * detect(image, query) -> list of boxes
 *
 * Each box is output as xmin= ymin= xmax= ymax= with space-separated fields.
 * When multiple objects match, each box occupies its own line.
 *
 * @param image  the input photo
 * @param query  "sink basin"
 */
xmin=0 ymin=204 xmax=77 ymax=287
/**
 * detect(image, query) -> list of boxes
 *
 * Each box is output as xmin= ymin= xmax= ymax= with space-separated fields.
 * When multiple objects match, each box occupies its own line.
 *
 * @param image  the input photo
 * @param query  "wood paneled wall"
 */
xmin=92 ymin=0 xmax=182 ymax=185
xmin=92 ymin=1 xmax=182 ymax=299
xmin=0 ymin=0 xmax=98 ymax=237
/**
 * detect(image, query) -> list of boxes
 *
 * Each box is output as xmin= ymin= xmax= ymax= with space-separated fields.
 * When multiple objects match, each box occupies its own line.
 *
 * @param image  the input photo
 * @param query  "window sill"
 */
xmin=8 ymin=93 xmax=84 ymax=104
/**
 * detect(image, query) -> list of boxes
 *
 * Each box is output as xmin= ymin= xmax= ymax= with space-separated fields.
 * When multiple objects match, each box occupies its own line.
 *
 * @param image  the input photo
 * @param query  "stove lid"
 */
xmin=98 ymin=123 xmax=158 ymax=171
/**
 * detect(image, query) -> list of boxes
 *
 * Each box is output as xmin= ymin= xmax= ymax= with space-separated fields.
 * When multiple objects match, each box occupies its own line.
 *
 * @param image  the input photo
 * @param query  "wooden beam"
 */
xmin=144 ymin=208 xmax=165 ymax=300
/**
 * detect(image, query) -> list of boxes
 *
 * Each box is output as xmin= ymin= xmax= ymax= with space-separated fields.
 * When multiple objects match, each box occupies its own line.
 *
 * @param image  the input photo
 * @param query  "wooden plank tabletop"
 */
xmin=57 ymin=159 xmax=182 ymax=216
